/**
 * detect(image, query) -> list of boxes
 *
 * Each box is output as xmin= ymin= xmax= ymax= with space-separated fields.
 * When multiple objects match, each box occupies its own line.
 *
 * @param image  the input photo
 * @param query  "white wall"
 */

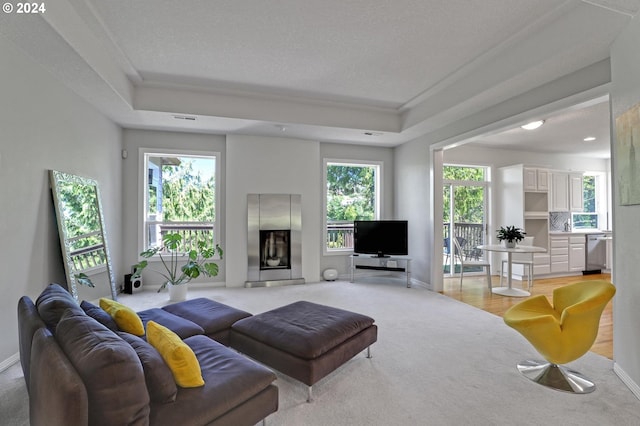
xmin=0 ymin=37 xmax=122 ymax=362
xmin=319 ymin=143 xmax=395 ymax=277
xmin=121 ymin=129 xmax=226 ymax=287
xmin=610 ymin=16 xmax=640 ymax=396
xmin=394 ymin=138 xmax=432 ymax=288
xmin=226 ymin=135 xmax=321 ymax=286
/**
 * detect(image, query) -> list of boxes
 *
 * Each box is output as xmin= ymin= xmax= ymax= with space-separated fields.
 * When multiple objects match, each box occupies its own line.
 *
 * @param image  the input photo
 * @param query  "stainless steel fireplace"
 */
xmin=246 ymin=194 xmax=305 ymax=287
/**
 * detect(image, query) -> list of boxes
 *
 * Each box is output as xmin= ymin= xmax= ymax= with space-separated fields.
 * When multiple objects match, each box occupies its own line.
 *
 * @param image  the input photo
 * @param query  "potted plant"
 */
xmin=496 ymin=226 xmax=526 ymax=248
xmin=132 ymin=233 xmax=223 ymax=301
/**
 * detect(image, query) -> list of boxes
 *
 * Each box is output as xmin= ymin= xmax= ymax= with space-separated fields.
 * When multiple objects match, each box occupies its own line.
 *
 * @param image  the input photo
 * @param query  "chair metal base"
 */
xmin=516 ymin=360 xmax=596 ymax=394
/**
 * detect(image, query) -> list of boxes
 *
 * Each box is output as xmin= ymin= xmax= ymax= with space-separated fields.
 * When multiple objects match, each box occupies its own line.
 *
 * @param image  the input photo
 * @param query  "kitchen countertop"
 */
xmin=549 ymin=230 xmax=612 ymax=235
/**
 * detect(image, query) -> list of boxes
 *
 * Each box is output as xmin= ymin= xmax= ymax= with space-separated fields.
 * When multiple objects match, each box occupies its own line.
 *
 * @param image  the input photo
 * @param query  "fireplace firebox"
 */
xmin=260 ymin=230 xmax=290 ymax=270
xmin=246 ymin=194 xmax=304 ymax=287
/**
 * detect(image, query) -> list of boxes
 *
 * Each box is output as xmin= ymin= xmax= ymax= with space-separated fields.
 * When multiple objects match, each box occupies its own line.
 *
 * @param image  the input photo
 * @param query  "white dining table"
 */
xmin=476 ymin=244 xmax=547 ymax=297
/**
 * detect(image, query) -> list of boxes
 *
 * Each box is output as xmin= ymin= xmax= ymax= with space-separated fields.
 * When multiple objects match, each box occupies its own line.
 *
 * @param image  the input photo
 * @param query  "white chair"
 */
xmin=453 ymin=237 xmax=491 ymax=290
xmin=500 ymin=236 xmax=534 ymax=289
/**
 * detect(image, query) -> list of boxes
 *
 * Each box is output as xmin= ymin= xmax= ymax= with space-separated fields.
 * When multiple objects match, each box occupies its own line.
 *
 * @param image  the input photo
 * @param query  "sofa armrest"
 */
xmin=29 ymin=328 xmax=88 ymax=426
xmin=17 ymin=296 xmax=46 ymax=391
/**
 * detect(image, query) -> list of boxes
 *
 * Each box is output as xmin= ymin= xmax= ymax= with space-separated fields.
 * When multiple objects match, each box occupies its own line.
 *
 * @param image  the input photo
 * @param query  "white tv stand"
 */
xmin=349 ymin=255 xmax=412 ymax=288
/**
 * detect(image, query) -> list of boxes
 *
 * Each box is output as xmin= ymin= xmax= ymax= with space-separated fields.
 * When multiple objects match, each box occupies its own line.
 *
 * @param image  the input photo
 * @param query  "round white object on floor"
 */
xmin=323 ymin=268 xmax=338 ymax=281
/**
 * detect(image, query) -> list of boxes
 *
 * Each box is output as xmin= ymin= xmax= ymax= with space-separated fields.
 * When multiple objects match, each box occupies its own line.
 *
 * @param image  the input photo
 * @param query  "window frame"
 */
xmin=138 ymin=148 xmax=220 ymax=256
xmin=572 ymin=172 xmax=605 ymax=231
xmin=322 ymin=158 xmax=382 ymax=256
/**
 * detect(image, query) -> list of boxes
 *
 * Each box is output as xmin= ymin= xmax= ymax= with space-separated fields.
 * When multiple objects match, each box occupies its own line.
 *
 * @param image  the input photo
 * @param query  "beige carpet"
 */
xmin=3 ymin=278 xmax=640 ymax=425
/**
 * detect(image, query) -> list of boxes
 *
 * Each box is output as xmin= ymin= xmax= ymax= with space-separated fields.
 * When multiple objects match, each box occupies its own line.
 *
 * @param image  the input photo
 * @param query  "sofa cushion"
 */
xmin=149 ymin=335 xmax=278 ymax=426
xmin=80 ymin=300 xmax=118 ymax=332
xmin=146 ymin=321 xmax=204 ymax=388
xmin=137 ymin=308 xmax=204 ymax=339
xmin=56 ymin=309 xmax=150 ymax=426
xmin=118 ymin=332 xmax=178 ymax=404
xmin=99 ymin=298 xmax=145 ymax=336
xmin=35 ymin=283 xmax=82 ymax=331
xmin=161 ymin=297 xmax=252 ymax=336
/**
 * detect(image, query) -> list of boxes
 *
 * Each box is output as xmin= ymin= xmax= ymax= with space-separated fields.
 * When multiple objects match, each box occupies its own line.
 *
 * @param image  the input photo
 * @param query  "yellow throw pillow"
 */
xmin=146 ymin=321 xmax=204 ymax=388
xmin=99 ymin=298 xmax=145 ymax=336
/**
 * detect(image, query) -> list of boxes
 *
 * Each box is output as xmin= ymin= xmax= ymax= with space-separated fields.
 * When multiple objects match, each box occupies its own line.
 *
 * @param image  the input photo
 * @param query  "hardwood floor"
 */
xmin=441 ymin=273 xmax=613 ymax=359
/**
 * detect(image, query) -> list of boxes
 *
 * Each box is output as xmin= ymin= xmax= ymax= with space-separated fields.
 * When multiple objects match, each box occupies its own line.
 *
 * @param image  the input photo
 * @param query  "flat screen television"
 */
xmin=353 ymin=220 xmax=408 ymax=257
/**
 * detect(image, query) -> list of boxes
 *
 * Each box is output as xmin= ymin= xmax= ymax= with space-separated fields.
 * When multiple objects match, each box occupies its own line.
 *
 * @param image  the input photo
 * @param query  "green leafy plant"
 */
xmin=74 ymin=273 xmax=95 ymax=288
xmin=132 ymin=233 xmax=223 ymax=292
xmin=496 ymin=225 xmax=526 ymax=243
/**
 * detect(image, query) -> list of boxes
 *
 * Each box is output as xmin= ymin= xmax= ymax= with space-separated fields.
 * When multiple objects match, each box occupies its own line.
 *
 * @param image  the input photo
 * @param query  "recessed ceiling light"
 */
xmin=583 ymin=136 xmax=596 ymax=142
xmin=521 ymin=120 xmax=545 ymax=130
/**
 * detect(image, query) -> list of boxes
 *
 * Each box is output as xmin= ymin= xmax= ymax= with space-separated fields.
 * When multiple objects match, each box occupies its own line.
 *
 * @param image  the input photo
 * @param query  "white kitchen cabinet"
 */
xmin=551 ymin=172 xmax=570 ymax=211
xmin=523 ymin=167 xmax=549 ymax=192
xmin=550 ymin=234 xmax=585 ymax=274
xmin=550 ymin=236 xmax=569 ymax=273
xmin=550 ymin=171 xmax=584 ymax=212
xmin=569 ymin=173 xmax=584 ymax=212
xmin=569 ymin=235 xmax=585 ymax=272
xmin=605 ymin=236 xmax=613 ymax=271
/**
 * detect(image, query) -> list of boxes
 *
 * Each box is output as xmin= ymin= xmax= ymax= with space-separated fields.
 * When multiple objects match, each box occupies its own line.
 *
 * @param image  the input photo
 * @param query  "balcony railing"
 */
xmin=69 ymin=243 xmax=107 ymax=273
xmin=146 ymin=222 xmax=216 ymax=253
xmin=443 ymin=222 xmax=485 ymax=261
xmin=327 ymin=221 xmax=354 ymax=250
xmin=68 ymin=231 xmax=107 ymax=274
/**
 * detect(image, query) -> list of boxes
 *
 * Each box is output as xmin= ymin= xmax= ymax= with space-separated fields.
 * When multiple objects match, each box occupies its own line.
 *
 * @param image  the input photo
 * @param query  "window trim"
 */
xmin=322 ymin=158 xmax=382 ymax=256
xmin=572 ymin=171 xmax=605 ymax=230
xmin=138 ymin=148 xmax=220 ymax=256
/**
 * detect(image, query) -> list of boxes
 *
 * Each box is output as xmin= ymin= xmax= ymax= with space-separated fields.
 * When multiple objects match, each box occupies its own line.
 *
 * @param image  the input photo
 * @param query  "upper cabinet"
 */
xmin=550 ymin=171 xmax=583 ymax=212
xmin=523 ymin=167 xmax=549 ymax=192
xmin=569 ymin=173 xmax=584 ymax=212
xmin=551 ymin=172 xmax=570 ymax=211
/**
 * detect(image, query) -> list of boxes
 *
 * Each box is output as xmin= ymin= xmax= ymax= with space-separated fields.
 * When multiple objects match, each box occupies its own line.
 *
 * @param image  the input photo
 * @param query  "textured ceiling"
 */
xmin=1 ymin=0 xmax=638 ymax=154
xmin=87 ymin=0 xmax=564 ymax=108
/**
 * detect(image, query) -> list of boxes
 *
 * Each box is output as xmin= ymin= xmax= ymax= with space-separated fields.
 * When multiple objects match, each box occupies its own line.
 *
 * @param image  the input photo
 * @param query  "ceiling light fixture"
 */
xmin=521 ymin=120 xmax=545 ymax=130
xmin=583 ymin=136 xmax=596 ymax=142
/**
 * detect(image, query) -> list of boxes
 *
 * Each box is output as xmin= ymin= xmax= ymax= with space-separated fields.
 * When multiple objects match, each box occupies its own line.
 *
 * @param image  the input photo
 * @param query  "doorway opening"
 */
xmin=442 ymin=165 xmax=489 ymax=277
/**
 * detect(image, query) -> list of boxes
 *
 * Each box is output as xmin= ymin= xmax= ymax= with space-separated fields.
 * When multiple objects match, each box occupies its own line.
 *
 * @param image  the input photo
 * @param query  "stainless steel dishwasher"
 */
xmin=584 ymin=233 xmax=607 ymax=273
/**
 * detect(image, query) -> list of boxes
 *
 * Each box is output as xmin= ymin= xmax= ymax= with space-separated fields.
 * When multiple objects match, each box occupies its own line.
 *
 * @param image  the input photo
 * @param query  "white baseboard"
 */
xmin=0 ymin=353 xmax=20 ymax=373
xmin=410 ymin=278 xmax=431 ymax=290
xmin=614 ymin=362 xmax=640 ymax=400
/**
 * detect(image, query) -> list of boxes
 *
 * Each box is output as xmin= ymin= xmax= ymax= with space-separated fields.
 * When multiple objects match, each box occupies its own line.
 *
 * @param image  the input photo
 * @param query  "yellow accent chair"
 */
xmin=503 ymin=280 xmax=615 ymax=393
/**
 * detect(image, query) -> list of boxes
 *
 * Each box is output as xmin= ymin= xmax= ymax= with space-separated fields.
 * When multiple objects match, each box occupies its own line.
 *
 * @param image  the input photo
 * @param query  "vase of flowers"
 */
xmin=132 ymin=233 xmax=223 ymax=301
xmin=496 ymin=225 xmax=526 ymax=248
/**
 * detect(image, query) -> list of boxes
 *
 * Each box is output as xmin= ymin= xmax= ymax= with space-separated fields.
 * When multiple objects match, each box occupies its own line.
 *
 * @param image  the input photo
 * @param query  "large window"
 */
xmin=324 ymin=160 xmax=381 ymax=253
xmin=141 ymin=150 xmax=218 ymax=253
xmin=572 ymin=173 xmax=603 ymax=230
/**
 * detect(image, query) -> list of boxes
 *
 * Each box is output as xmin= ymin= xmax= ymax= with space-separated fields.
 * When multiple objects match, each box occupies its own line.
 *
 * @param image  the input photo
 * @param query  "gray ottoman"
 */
xmin=161 ymin=298 xmax=252 ymax=345
xmin=229 ymin=301 xmax=377 ymax=401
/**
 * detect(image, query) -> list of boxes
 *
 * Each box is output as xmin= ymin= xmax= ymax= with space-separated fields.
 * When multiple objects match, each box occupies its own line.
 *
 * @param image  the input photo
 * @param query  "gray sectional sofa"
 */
xmin=17 ymin=283 xmax=278 ymax=426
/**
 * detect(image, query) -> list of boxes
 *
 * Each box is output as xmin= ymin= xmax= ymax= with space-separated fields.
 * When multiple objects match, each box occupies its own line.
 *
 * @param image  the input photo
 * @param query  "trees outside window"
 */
xmin=142 ymin=151 xmax=218 ymax=253
xmin=324 ymin=160 xmax=381 ymax=252
xmin=573 ymin=174 xmax=599 ymax=229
